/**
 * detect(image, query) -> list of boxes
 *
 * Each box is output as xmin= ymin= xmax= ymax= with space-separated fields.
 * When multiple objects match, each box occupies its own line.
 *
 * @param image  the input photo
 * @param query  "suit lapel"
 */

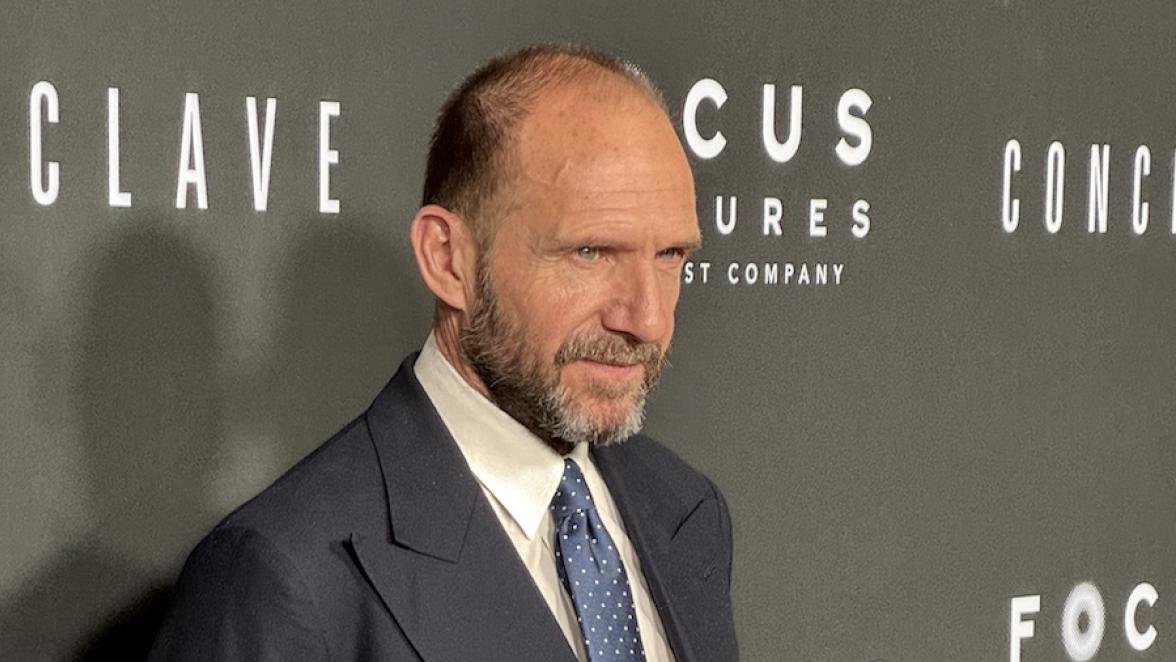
xmin=349 ymin=357 xmax=576 ymax=662
xmin=593 ymin=440 xmax=727 ymax=662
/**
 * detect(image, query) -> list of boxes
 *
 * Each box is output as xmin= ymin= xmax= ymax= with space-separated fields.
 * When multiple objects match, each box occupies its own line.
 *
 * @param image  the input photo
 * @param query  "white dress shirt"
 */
xmin=414 ymin=332 xmax=675 ymax=662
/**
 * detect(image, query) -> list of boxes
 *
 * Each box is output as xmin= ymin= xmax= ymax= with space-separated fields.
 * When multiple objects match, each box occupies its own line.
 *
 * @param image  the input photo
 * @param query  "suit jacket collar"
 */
xmin=592 ymin=442 xmax=719 ymax=662
xmin=362 ymin=352 xmax=477 ymax=562
xmin=350 ymin=354 xmax=574 ymax=661
xmin=415 ymin=331 xmax=575 ymax=541
xmin=350 ymin=354 xmax=724 ymax=662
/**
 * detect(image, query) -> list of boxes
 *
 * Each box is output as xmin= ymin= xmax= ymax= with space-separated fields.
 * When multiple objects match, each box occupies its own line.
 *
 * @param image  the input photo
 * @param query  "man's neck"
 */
xmin=428 ymin=315 xmax=574 ymax=456
xmin=431 ymin=313 xmax=494 ymax=401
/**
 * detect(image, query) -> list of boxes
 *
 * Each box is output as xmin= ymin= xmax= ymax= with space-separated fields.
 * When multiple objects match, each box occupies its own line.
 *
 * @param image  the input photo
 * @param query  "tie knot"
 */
xmin=550 ymin=458 xmax=594 ymax=519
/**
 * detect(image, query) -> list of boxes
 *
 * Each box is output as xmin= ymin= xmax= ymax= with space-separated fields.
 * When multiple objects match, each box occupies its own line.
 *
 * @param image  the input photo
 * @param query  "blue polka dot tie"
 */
xmin=551 ymin=458 xmax=646 ymax=661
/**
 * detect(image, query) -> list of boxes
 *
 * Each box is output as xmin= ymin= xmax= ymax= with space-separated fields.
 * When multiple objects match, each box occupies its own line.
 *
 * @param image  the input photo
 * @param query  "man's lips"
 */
xmin=574 ymin=359 xmax=641 ymax=378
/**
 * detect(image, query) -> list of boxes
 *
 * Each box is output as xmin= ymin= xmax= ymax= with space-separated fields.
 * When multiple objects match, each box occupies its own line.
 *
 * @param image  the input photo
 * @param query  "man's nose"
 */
xmin=601 ymin=260 xmax=669 ymax=344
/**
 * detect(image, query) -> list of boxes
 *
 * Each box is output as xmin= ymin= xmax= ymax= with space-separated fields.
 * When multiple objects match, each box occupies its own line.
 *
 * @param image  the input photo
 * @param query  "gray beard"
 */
xmin=458 ymin=262 xmax=665 ymax=451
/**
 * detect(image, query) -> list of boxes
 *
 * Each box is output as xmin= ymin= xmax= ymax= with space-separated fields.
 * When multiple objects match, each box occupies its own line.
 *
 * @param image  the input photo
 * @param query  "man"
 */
xmin=150 ymin=45 xmax=738 ymax=662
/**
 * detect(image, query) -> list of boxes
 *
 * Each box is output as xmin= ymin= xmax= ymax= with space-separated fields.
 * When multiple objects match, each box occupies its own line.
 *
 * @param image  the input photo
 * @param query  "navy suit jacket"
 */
xmin=149 ymin=355 xmax=738 ymax=661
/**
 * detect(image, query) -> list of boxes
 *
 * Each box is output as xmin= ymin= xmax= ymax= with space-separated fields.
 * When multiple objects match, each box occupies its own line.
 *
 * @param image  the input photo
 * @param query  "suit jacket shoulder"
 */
xmin=151 ymin=356 xmax=738 ymax=662
xmin=215 ymin=415 xmax=386 ymax=552
xmin=592 ymin=435 xmax=738 ymax=661
xmin=150 ymin=412 xmax=406 ymax=661
xmin=601 ymin=433 xmax=725 ymax=501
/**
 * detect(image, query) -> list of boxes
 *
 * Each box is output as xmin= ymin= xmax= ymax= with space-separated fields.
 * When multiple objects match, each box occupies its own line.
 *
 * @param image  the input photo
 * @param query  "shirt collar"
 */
xmin=414 ymin=331 xmax=585 ymax=540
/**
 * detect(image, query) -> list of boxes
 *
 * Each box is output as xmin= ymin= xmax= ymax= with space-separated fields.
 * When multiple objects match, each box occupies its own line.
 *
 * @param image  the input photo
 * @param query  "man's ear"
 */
xmin=409 ymin=204 xmax=478 ymax=311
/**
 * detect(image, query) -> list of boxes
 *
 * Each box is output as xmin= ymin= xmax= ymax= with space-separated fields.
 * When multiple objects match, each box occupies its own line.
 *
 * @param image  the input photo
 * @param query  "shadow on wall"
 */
xmin=0 ymin=224 xmax=224 ymax=660
xmin=0 ymin=217 xmax=429 ymax=661
xmin=257 ymin=219 xmax=430 ymax=472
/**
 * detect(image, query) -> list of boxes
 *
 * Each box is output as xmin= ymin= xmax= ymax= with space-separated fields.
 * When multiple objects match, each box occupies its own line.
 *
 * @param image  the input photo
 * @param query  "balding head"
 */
xmin=411 ymin=46 xmax=698 ymax=451
xmin=421 ymin=44 xmax=669 ymax=247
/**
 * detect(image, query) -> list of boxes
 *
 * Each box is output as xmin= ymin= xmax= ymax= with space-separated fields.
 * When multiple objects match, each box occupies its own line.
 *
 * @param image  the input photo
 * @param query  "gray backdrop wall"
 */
xmin=2 ymin=1 xmax=1174 ymax=660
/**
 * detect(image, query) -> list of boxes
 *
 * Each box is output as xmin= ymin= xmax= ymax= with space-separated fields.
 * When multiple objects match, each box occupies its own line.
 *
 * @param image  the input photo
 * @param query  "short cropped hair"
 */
xmin=421 ymin=44 xmax=666 ymax=246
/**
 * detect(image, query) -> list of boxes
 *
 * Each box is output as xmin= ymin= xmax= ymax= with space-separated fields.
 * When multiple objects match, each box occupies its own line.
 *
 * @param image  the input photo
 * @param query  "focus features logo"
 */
xmin=679 ymin=78 xmax=875 ymax=290
xmin=1009 ymin=581 xmax=1158 ymax=662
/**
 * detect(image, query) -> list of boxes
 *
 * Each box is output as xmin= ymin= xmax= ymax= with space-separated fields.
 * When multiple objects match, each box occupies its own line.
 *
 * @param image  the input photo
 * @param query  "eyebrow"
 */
xmin=558 ymin=235 xmax=703 ymax=252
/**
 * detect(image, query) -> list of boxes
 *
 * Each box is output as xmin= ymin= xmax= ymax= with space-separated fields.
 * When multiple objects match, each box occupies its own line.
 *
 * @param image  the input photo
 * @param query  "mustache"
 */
xmin=555 ymin=333 xmax=665 ymax=370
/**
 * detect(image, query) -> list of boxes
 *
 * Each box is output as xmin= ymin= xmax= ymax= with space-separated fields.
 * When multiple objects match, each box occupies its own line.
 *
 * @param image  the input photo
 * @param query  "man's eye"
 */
xmin=575 ymin=246 xmax=600 ymax=260
xmin=657 ymin=247 xmax=685 ymax=260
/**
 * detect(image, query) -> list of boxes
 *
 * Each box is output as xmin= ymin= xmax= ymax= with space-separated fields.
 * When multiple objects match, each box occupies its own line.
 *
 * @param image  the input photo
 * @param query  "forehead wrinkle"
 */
xmin=510 ymin=159 xmax=697 ymax=238
xmin=523 ymin=154 xmax=692 ymax=199
xmin=499 ymin=79 xmax=697 ymax=237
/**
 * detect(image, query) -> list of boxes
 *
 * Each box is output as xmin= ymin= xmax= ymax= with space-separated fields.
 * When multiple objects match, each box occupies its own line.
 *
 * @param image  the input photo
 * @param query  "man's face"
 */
xmin=459 ymin=84 xmax=700 ymax=448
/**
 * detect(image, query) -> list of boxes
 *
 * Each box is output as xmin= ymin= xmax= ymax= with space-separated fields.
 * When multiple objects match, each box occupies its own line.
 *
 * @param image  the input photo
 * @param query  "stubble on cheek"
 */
xmin=459 ymin=248 xmax=670 ymax=447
